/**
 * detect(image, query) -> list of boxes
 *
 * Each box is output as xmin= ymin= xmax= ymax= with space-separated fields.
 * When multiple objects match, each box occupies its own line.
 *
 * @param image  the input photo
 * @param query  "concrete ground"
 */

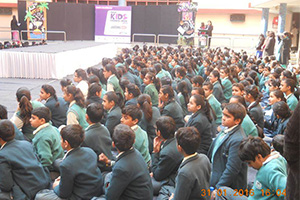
xmin=0 ymin=77 xmax=67 ymax=119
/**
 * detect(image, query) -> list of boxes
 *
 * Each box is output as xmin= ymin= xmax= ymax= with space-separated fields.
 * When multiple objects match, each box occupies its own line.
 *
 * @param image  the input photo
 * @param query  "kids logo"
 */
xmin=110 ymin=12 xmax=128 ymax=22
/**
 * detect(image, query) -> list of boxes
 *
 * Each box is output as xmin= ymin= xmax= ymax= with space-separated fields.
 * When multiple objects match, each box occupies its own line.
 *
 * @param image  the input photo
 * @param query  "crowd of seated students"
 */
xmin=0 ymin=44 xmax=299 ymax=200
xmin=0 ymin=40 xmax=47 ymax=50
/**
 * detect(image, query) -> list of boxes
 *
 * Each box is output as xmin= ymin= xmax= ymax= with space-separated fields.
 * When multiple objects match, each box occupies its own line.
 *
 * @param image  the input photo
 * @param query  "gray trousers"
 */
xmin=215 ymin=187 xmax=248 ymax=200
xmin=34 ymin=189 xmax=65 ymax=200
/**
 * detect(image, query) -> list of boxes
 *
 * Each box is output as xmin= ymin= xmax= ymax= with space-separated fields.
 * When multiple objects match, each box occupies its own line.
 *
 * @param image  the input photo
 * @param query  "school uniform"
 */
xmin=45 ymin=97 xmax=68 ymax=128
xmin=197 ymin=64 xmax=205 ymax=78
xmin=178 ymin=93 xmax=188 ymax=116
xmin=212 ymin=81 xmax=225 ymax=104
xmin=173 ymin=153 xmax=211 ymax=200
xmin=207 ymin=94 xmax=222 ymax=125
xmin=32 ymin=123 xmax=64 ymax=170
xmin=107 ymin=74 xmax=123 ymax=96
xmin=85 ymin=96 xmax=103 ymax=106
xmin=259 ymin=76 xmax=268 ymax=92
xmin=162 ymin=100 xmax=185 ymax=130
xmin=106 ymin=148 xmax=153 ymax=200
xmin=249 ymin=152 xmax=287 ymax=200
xmin=144 ymin=83 xmax=159 ymax=107
xmin=286 ymin=93 xmax=298 ymax=111
xmin=152 ymin=138 xmax=183 ymax=185
xmin=132 ymin=125 xmax=151 ymax=164
xmin=208 ymin=125 xmax=248 ymax=190
xmin=82 ymin=123 xmax=113 ymax=172
xmin=139 ymin=106 xmax=161 ymax=153
xmin=0 ymin=140 xmax=50 ymax=199
xmin=125 ymin=97 xmax=138 ymax=106
xmin=105 ymin=106 xmax=122 ymax=136
xmin=248 ymin=102 xmax=264 ymax=129
xmin=13 ymin=100 xmax=45 ymax=141
xmin=241 ymin=114 xmax=258 ymax=137
xmin=185 ymin=110 xmax=212 ymax=155
xmin=53 ymin=147 xmax=103 ymax=199
xmin=67 ymin=101 xmax=89 ymax=129
xmin=221 ymin=77 xmax=232 ymax=102
xmin=76 ymin=80 xmax=88 ymax=99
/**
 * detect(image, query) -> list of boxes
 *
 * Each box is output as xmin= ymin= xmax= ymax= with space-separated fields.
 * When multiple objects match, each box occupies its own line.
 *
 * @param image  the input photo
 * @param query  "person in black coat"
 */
xmin=0 ymin=120 xmax=50 ymax=200
xmin=151 ymin=116 xmax=183 ymax=197
xmin=171 ymin=127 xmax=211 ymax=200
xmin=82 ymin=103 xmax=113 ymax=173
xmin=104 ymin=124 xmax=153 ymax=200
xmin=263 ymin=31 xmax=275 ymax=57
xmin=206 ymin=20 xmax=213 ymax=48
xmin=185 ymin=95 xmax=213 ymax=155
xmin=280 ymin=32 xmax=292 ymax=65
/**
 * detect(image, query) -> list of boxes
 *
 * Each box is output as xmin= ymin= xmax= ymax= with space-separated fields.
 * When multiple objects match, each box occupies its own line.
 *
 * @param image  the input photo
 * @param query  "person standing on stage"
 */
xmin=10 ymin=15 xmax=19 ymax=41
xmin=206 ymin=20 xmax=213 ymax=48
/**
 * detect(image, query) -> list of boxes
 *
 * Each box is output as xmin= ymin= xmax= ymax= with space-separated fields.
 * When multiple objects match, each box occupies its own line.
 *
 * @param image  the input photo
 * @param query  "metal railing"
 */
xmin=20 ymin=30 xmax=67 ymax=42
xmin=132 ymin=33 xmax=156 ymax=43
xmin=157 ymin=34 xmax=179 ymax=44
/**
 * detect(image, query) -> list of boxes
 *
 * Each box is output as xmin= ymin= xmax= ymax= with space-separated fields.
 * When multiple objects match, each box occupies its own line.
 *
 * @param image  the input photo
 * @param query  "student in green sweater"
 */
xmin=280 ymin=78 xmax=298 ymax=111
xmin=121 ymin=105 xmax=151 ymax=166
xmin=143 ymin=72 xmax=160 ymax=107
xmin=203 ymin=81 xmax=222 ymax=126
xmin=220 ymin=66 xmax=233 ymax=102
xmin=30 ymin=107 xmax=64 ymax=171
xmin=218 ymin=136 xmax=287 ymax=200
xmin=63 ymin=85 xmax=89 ymax=129
xmin=103 ymin=64 xmax=123 ymax=96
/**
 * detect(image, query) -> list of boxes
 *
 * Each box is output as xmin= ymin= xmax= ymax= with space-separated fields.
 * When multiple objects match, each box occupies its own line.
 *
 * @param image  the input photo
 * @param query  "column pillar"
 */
xmin=278 ymin=3 xmax=287 ymax=33
xmin=261 ymin=8 xmax=269 ymax=37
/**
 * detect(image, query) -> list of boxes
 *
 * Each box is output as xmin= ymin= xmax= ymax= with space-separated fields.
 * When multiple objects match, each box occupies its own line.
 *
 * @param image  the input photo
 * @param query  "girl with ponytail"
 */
xmin=11 ymin=87 xmax=44 ymax=140
xmin=185 ymin=94 xmax=213 ymax=155
xmin=220 ymin=66 xmax=234 ymax=102
xmin=143 ymin=72 xmax=160 ymax=107
xmin=209 ymin=70 xmax=226 ymax=103
xmin=177 ymin=81 xmax=190 ymax=116
xmin=137 ymin=94 xmax=161 ymax=153
xmin=63 ymin=85 xmax=88 ymax=129
xmin=39 ymin=84 xmax=68 ymax=128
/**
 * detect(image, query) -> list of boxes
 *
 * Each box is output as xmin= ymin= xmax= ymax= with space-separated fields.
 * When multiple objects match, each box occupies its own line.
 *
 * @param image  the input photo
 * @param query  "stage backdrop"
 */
xmin=19 ymin=2 xmax=179 ymax=43
xmin=95 ymin=6 xmax=131 ymax=43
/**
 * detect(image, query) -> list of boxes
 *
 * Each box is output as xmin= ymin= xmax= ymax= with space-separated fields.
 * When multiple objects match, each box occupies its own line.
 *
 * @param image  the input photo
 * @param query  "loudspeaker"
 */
xmin=230 ymin=14 xmax=245 ymax=22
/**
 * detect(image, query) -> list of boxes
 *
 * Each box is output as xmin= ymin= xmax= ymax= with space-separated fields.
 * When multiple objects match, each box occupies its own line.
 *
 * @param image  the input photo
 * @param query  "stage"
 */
xmin=0 ymin=41 xmax=120 ymax=79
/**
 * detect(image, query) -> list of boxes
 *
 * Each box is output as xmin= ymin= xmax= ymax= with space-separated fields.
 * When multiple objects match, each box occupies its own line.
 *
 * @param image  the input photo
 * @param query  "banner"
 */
xmin=95 ymin=5 xmax=131 ymax=43
xmin=25 ymin=1 xmax=48 ymax=40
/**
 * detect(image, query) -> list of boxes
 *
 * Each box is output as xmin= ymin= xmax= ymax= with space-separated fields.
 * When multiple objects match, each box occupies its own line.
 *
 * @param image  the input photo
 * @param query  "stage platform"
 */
xmin=0 ymin=41 xmax=121 ymax=79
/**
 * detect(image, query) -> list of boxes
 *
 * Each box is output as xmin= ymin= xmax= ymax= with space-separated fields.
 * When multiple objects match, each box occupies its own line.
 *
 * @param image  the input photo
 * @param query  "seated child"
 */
xmin=208 ymin=103 xmax=248 ymax=199
xmin=121 ymin=105 xmax=151 ymax=166
xmin=82 ymin=103 xmax=113 ymax=173
xmin=30 ymin=107 xmax=64 ymax=171
xmin=105 ymin=124 xmax=153 ymax=200
xmin=280 ymin=78 xmax=298 ymax=111
xmin=35 ymin=124 xmax=103 ymax=200
xmin=151 ymin=116 xmax=183 ymax=196
xmin=171 ymin=127 xmax=211 ymax=200
xmin=272 ymin=134 xmax=284 ymax=155
xmin=0 ymin=120 xmax=50 ymax=200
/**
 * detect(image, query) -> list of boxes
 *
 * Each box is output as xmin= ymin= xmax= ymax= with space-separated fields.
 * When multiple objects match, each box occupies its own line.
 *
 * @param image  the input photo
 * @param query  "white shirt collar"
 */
xmin=69 ymin=100 xmax=76 ymax=108
xmin=33 ymin=122 xmax=50 ymax=135
xmin=224 ymin=124 xmax=238 ymax=134
xmin=182 ymin=152 xmax=197 ymax=163
xmin=0 ymin=142 xmax=7 ymax=150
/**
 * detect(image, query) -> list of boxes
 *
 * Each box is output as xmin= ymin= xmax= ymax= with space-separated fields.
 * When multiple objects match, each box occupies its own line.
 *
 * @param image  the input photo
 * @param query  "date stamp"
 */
xmin=200 ymin=188 xmax=286 ymax=197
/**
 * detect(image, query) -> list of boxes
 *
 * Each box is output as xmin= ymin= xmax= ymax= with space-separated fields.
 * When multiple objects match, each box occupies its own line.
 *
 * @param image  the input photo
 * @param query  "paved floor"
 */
xmin=0 ymin=77 xmax=67 ymax=119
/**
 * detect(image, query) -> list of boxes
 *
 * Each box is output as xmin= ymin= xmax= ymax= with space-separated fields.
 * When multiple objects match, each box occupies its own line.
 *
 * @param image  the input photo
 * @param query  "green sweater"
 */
xmin=144 ymin=83 xmax=159 ymax=107
xmin=207 ymin=94 xmax=222 ymax=125
xmin=241 ymin=114 xmax=258 ymax=137
xmin=68 ymin=103 xmax=89 ymax=129
xmin=132 ymin=125 xmax=151 ymax=164
xmin=249 ymin=152 xmax=287 ymax=200
xmin=221 ymin=77 xmax=232 ymax=102
xmin=108 ymin=74 xmax=123 ymax=96
xmin=32 ymin=123 xmax=64 ymax=170
xmin=286 ymin=94 xmax=298 ymax=111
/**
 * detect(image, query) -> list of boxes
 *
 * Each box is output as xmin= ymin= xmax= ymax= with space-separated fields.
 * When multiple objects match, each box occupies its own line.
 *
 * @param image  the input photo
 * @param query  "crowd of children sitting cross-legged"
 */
xmin=0 ymin=44 xmax=299 ymax=200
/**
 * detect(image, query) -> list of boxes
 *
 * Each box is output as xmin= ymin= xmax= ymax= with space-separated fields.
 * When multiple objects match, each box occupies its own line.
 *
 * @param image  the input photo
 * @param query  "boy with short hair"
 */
xmin=121 ymin=105 xmax=151 ymax=165
xmin=208 ymin=103 xmax=248 ymax=198
xmin=0 ymin=120 xmax=50 ymax=200
xmin=171 ymin=127 xmax=211 ymax=200
xmin=151 ymin=116 xmax=183 ymax=197
xmin=105 ymin=124 xmax=153 ymax=200
xmin=35 ymin=124 xmax=103 ymax=200
xmin=30 ymin=107 xmax=64 ymax=171
xmin=82 ymin=103 xmax=113 ymax=172
xmin=239 ymin=136 xmax=287 ymax=200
